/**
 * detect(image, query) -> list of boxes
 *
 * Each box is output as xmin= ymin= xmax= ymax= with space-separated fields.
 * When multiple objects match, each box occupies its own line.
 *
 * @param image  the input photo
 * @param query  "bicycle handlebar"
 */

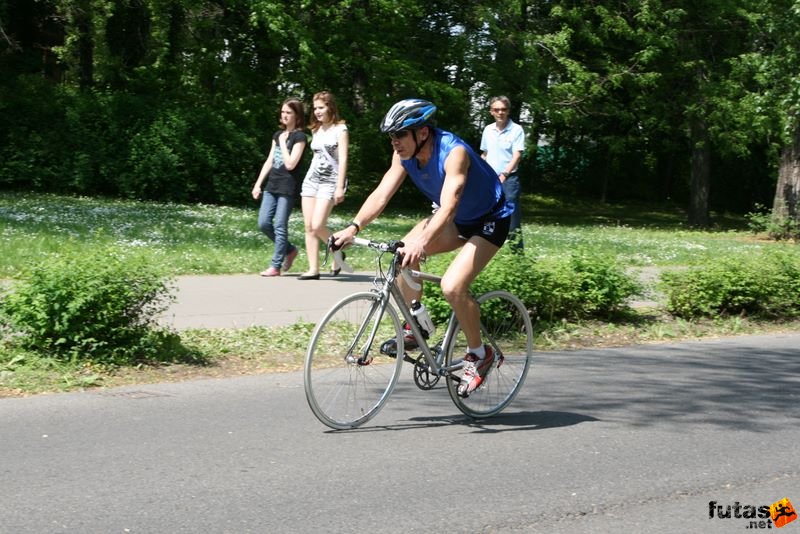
xmin=340 ymin=237 xmax=421 ymax=290
xmin=349 ymin=236 xmax=404 ymax=253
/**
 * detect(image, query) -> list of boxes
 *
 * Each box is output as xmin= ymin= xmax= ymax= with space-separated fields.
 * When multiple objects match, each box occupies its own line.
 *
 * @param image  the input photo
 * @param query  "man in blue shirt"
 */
xmin=332 ymin=99 xmax=514 ymax=397
xmin=480 ymin=96 xmax=526 ymax=250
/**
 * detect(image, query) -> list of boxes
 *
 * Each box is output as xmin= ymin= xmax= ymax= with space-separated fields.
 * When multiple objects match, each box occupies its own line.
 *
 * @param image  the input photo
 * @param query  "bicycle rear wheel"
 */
xmin=445 ymin=290 xmax=533 ymax=418
xmin=304 ymin=292 xmax=404 ymax=429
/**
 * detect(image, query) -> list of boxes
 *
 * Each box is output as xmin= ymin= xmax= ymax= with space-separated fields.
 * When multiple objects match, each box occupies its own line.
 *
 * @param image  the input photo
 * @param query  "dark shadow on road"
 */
xmin=325 ymin=411 xmax=598 ymax=434
xmin=281 ymin=272 xmax=376 ymax=283
xmin=321 ymin=334 xmax=800 ymax=434
xmin=453 ymin=410 xmax=599 ymax=433
xmin=534 ymin=334 xmax=800 ymax=432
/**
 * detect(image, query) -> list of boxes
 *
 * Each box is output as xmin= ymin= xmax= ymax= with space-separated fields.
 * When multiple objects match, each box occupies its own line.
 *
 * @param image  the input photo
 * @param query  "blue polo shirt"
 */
xmin=480 ymin=118 xmax=525 ymax=175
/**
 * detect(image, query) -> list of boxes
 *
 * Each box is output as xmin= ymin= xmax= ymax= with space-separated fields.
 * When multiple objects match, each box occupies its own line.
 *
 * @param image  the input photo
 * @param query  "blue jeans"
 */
xmin=502 ymin=173 xmax=523 ymax=250
xmin=257 ymin=191 xmax=296 ymax=269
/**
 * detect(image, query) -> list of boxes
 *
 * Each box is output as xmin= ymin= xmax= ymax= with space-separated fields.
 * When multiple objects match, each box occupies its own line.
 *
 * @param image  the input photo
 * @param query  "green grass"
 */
xmin=0 ymin=191 xmax=792 ymax=278
xmin=0 ymin=192 xmax=418 ymax=277
xmin=2 ymin=191 xmax=799 ymax=396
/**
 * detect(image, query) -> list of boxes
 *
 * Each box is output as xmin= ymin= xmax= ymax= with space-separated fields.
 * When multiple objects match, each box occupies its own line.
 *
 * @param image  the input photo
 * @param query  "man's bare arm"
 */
xmin=332 ymin=152 xmax=407 ymax=246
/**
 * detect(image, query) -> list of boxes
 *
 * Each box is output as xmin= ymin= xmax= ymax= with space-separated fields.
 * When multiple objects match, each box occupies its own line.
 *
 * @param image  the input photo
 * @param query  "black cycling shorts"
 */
xmin=455 ymin=214 xmax=511 ymax=248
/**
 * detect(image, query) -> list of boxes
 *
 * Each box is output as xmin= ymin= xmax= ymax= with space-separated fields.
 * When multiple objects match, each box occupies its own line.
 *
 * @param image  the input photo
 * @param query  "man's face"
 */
xmin=388 ymin=127 xmax=427 ymax=160
xmin=490 ymin=102 xmax=509 ymax=123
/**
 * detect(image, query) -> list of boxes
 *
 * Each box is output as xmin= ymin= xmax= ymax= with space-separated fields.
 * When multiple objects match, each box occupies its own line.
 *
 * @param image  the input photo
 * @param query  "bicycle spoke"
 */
xmin=445 ymin=291 xmax=533 ymax=418
xmin=304 ymin=293 xmax=404 ymax=429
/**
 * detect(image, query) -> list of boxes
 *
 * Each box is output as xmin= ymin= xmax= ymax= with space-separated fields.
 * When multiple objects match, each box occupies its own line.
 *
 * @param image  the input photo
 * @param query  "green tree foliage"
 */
xmin=0 ymin=0 xmax=796 ymax=220
xmin=751 ymin=0 xmax=800 ymax=231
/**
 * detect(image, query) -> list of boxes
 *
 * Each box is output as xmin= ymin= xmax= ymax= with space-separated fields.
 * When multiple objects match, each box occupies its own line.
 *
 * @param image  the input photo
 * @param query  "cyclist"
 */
xmin=331 ymin=98 xmax=514 ymax=396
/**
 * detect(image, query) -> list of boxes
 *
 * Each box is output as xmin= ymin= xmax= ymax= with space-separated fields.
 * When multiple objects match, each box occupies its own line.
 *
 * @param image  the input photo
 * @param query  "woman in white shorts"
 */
xmin=299 ymin=91 xmax=349 ymax=280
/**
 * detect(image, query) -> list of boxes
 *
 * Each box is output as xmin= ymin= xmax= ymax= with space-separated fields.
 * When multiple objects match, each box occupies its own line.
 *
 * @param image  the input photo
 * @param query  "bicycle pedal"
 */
xmin=379 ymin=339 xmax=398 ymax=357
xmin=402 ymin=353 xmax=417 ymax=364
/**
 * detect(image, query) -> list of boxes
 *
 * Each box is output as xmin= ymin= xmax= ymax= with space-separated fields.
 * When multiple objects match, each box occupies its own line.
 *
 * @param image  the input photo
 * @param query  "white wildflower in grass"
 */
xmin=232 ymin=229 xmax=261 ymax=239
xmin=3 ymin=212 xmax=35 ymax=223
xmin=630 ymin=253 xmax=655 ymax=265
xmin=119 ymin=239 xmax=151 ymax=248
xmin=682 ymin=242 xmax=707 ymax=250
xmin=1 ymin=192 xmax=799 ymax=277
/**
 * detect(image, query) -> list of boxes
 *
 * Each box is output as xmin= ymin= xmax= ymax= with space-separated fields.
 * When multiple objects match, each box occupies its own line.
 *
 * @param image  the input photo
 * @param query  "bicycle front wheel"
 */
xmin=445 ymin=290 xmax=533 ymax=418
xmin=304 ymin=292 xmax=404 ymax=430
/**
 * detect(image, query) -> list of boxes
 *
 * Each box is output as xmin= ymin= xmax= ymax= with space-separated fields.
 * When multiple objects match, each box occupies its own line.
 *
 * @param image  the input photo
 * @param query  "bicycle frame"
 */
xmin=352 ymin=237 xmax=466 ymax=379
xmin=306 ymin=235 xmax=534 ymax=429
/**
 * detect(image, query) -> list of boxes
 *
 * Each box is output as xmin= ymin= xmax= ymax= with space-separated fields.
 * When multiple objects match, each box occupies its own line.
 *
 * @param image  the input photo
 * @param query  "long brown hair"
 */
xmin=281 ymin=97 xmax=306 ymax=130
xmin=308 ymin=91 xmax=345 ymax=132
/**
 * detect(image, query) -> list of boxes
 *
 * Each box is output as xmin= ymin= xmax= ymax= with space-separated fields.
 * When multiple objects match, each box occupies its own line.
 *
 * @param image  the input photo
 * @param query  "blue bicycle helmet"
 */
xmin=380 ymin=99 xmax=437 ymax=133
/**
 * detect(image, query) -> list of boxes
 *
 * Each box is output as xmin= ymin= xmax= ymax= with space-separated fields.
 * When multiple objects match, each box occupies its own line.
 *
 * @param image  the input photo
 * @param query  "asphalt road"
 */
xmin=1 ymin=332 xmax=798 ymax=533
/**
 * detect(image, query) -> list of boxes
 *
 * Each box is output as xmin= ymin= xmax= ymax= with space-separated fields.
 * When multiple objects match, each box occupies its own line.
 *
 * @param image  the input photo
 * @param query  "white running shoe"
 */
xmin=457 ymin=345 xmax=495 ymax=397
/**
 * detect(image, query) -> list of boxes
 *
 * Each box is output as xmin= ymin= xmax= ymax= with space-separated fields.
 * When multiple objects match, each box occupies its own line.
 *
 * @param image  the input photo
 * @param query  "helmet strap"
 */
xmin=411 ymin=127 xmax=429 ymax=160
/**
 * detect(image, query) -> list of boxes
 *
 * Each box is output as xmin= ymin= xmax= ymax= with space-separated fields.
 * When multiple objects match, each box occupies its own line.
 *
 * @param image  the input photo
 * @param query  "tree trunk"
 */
xmin=772 ymin=126 xmax=800 ymax=225
xmin=688 ymin=116 xmax=711 ymax=227
xmin=165 ymin=3 xmax=185 ymax=65
xmin=75 ymin=0 xmax=93 ymax=89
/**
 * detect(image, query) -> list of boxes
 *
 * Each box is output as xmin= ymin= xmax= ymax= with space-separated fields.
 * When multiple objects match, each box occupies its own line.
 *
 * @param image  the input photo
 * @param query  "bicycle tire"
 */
xmin=304 ymin=291 xmax=404 ymax=429
xmin=444 ymin=290 xmax=533 ymax=418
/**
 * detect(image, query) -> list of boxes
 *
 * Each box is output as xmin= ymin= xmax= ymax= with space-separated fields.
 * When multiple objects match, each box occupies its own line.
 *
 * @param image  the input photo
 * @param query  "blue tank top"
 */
xmin=401 ymin=129 xmax=514 ymax=225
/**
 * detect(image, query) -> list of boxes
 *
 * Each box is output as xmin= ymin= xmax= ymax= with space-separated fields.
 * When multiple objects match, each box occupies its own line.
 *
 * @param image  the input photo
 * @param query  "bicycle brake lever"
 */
xmin=327 ymin=235 xmax=342 ymax=251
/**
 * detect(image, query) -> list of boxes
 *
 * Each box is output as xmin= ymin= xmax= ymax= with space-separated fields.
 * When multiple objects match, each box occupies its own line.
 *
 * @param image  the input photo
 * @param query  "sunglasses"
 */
xmin=388 ymin=130 xmax=411 ymax=140
xmin=491 ymin=107 xmax=508 ymax=112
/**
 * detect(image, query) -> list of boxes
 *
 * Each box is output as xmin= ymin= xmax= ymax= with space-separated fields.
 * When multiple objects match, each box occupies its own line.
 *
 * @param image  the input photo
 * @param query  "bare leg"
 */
xmin=440 ymin=236 xmax=500 ymax=350
xmin=301 ymin=196 xmax=335 ymax=275
xmin=396 ymin=218 xmax=463 ymax=304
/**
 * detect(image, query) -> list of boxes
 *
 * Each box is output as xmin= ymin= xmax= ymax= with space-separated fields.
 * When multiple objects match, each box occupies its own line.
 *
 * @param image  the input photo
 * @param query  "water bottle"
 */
xmin=410 ymin=300 xmax=435 ymax=338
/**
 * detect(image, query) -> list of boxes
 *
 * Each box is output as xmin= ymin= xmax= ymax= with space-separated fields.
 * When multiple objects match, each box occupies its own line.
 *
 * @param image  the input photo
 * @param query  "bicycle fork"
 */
xmin=345 ymin=291 xmax=393 ymax=367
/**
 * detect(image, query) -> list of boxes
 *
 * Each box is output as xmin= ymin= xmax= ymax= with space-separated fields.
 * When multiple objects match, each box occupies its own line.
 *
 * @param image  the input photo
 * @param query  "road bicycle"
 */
xmin=303 ymin=236 xmax=534 ymax=430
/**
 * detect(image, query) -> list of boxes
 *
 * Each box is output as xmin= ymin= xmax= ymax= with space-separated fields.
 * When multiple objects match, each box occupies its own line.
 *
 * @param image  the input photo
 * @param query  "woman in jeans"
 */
xmin=251 ymin=97 xmax=307 ymax=277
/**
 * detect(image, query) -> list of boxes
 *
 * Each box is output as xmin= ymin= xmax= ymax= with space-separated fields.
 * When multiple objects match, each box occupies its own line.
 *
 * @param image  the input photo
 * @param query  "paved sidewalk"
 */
xmin=159 ymin=272 xmax=378 ymax=330
xmin=159 ymin=267 xmax=664 ymax=331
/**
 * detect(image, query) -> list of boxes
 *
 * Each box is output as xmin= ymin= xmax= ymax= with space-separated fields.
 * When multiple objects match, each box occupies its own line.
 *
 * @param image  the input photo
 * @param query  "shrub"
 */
xmin=745 ymin=204 xmax=800 ymax=242
xmin=0 ymin=246 xmax=178 ymax=364
xmin=421 ymin=249 xmax=642 ymax=324
xmin=661 ymin=250 xmax=800 ymax=318
xmin=533 ymin=252 xmax=643 ymax=319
